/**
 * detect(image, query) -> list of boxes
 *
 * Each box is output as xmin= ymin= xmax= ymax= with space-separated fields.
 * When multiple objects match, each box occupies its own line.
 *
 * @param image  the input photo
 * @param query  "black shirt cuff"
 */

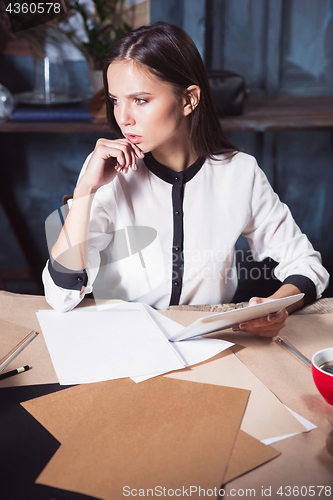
xmin=282 ymin=274 xmax=316 ymax=306
xmin=48 ymin=259 xmax=88 ymax=291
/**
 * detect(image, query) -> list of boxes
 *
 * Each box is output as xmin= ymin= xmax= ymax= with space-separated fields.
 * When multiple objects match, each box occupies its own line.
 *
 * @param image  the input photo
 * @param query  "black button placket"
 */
xmin=143 ymin=152 xmax=205 ymax=307
xmin=169 ymin=174 xmax=184 ymax=306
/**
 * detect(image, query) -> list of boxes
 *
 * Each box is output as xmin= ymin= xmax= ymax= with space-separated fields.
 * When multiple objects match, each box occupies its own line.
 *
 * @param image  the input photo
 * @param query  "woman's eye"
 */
xmin=109 ymin=97 xmax=120 ymax=105
xmin=134 ymin=98 xmax=147 ymax=105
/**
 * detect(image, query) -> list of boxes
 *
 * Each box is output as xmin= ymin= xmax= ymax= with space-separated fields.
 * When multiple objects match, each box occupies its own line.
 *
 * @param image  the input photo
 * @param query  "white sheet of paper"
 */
xmin=37 ymin=306 xmax=186 ymax=385
xmin=260 ymin=406 xmax=317 ymax=445
xmin=284 ymin=405 xmax=316 ymax=431
xmin=131 ymin=304 xmax=234 ymax=382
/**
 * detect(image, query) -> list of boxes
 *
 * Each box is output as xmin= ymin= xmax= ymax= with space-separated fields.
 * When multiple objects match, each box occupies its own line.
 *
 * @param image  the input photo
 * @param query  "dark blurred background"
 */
xmin=0 ymin=0 xmax=332 ymax=300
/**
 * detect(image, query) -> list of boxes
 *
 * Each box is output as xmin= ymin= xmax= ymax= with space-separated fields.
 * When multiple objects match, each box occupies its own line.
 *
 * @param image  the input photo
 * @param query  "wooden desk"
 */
xmin=0 ymin=292 xmax=332 ymax=499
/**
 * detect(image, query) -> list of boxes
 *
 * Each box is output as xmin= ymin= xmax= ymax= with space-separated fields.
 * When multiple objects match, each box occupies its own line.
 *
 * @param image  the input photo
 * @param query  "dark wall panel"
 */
xmin=281 ymin=0 xmax=333 ymax=94
xmin=205 ymin=0 xmax=333 ymax=297
xmin=150 ymin=0 xmax=183 ymax=27
xmin=223 ymin=0 xmax=267 ymax=89
xmin=275 ymin=131 xmax=333 ymax=251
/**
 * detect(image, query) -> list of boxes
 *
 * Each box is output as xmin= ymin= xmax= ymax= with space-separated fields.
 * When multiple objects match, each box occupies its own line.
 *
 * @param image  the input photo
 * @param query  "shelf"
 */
xmin=0 ymin=95 xmax=333 ymax=133
xmin=0 ymin=120 xmax=112 ymax=133
xmin=219 ymin=95 xmax=333 ymax=132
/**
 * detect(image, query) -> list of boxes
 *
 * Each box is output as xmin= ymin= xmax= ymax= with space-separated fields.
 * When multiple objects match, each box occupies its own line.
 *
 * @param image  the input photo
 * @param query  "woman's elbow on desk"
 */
xmin=42 ymin=267 xmax=85 ymax=312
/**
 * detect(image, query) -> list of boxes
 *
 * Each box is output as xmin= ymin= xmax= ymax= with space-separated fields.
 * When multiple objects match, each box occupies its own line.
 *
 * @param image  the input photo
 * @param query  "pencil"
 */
xmin=0 ymin=330 xmax=38 ymax=373
xmin=276 ymin=337 xmax=311 ymax=367
xmin=0 ymin=365 xmax=32 ymax=380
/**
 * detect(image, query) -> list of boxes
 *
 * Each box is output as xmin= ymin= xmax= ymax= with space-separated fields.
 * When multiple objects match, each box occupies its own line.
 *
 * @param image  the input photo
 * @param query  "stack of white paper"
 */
xmin=37 ymin=302 xmax=233 ymax=385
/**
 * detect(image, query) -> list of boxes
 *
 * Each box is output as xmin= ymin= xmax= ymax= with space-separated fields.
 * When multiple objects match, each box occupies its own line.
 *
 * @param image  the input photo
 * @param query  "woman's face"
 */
xmin=107 ymin=60 xmax=189 ymax=155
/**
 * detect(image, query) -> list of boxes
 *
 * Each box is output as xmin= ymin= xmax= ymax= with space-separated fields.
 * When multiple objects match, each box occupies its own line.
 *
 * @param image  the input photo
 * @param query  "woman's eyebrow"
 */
xmin=108 ymin=92 xmax=152 ymax=98
xmin=127 ymin=92 xmax=152 ymax=98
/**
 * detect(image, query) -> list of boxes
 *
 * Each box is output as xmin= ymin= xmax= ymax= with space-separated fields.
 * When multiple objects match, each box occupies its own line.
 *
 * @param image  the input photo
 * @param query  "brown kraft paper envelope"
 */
xmin=22 ymin=381 xmax=280 ymax=488
xmin=30 ymin=377 xmax=251 ymax=498
xmin=223 ymin=429 xmax=279 ymax=484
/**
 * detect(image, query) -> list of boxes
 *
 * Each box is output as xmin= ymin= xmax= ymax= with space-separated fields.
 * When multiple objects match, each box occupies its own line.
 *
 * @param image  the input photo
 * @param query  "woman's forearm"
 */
xmin=51 ymin=181 xmax=96 ymax=271
xmin=51 ymin=139 xmax=142 ymax=272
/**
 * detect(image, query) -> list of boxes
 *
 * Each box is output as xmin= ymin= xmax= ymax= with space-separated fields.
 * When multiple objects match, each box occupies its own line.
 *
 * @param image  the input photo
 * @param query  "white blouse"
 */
xmin=43 ymin=151 xmax=329 ymax=312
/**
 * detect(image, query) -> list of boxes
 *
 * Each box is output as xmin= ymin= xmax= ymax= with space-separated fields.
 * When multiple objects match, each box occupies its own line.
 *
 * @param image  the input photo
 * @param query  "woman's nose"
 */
xmin=117 ymin=104 xmax=135 ymax=127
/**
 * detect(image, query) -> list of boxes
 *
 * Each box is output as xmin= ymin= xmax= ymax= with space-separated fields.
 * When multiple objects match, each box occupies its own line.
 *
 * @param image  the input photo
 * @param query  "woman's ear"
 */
xmin=183 ymin=85 xmax=201 ymax=116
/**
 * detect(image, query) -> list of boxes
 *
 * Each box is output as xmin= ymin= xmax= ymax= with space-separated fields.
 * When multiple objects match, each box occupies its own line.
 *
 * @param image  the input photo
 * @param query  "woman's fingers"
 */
xmin=248 ymin=296 xmax=263 ymax=306
xmin=232 ymin=294 xmax=290 ymax=337
xmin=82 ymin=138 xmax=145 ymax=191
xmin=232 ymin=308 xmax=288 ymax=337
xmin=96 ymin=138 xmax=144 ymax=173
xmin=126 ymin=141 xmax=145 ymax=159
xmin=119 ymin=142 xmax=144 ymax=173
xmin=87 ymin=139 xmax=144 ymax=182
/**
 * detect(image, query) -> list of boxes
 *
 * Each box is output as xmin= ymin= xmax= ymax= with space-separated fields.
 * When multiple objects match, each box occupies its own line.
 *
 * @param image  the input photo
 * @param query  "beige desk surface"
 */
xmin=1 ymin=291 xmax=333 ymax=497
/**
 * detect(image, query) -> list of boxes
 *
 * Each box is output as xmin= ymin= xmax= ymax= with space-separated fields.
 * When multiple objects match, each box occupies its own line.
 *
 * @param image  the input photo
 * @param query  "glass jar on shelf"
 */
xmin=0 ymin=84 xmax=15 ymax=122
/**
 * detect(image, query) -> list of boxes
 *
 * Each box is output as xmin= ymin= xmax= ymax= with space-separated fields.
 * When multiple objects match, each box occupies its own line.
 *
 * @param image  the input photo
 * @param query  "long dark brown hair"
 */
xmin=103 ymin=22 xmax=238 ymax=159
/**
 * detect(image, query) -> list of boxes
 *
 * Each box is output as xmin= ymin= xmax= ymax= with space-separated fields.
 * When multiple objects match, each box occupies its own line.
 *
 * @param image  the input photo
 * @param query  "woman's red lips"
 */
xmin=124 ymin=133 xmax=142 ymax=144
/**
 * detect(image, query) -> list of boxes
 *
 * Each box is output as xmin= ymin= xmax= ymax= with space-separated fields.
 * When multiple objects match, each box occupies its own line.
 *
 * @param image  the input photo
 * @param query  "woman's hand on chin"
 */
xmin=232 ymin=296 xmax=288 ymax=338
xmin=80 ymin=138 xmax=144 ymax=193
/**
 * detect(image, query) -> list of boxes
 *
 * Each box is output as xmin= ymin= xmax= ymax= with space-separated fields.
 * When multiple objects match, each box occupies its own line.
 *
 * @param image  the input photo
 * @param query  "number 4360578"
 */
xmin=5 ymin=3 xmax=61 ymax=15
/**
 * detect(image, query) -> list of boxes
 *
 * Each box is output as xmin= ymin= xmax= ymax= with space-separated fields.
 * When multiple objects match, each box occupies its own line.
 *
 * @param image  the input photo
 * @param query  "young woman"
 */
xmin=43 ymin=22 xmax=329 ymax=336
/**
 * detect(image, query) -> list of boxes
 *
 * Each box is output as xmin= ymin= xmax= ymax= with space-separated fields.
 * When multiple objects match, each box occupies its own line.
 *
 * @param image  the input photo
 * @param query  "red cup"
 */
xmin=312 ymin=348 xmax=333 ymax=406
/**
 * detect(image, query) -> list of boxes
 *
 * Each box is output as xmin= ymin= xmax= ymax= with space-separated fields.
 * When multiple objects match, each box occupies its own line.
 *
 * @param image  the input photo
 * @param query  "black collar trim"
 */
xmin=143 ymin=152 xmax=205 ymax=184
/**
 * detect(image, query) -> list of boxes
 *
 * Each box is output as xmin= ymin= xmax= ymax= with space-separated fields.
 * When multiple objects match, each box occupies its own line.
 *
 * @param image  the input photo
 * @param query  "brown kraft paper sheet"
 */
xmin=22 ymin=380 xmax=280 ymax=489
xmin=30 ymin=377 xmax=251 ymax=498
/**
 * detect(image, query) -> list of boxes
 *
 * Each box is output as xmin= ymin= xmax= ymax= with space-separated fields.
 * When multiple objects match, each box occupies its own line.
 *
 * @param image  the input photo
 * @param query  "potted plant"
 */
xmin=60 ymin=0 xmax=132 ymax=93
xmin=71 ymin=0 xmax=132 ymax=70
